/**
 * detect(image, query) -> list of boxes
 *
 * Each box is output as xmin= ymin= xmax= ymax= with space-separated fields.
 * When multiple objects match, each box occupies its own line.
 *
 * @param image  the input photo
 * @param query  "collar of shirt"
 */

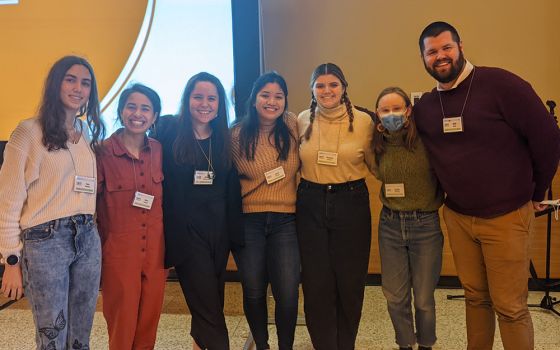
xmin=436 ymin=60 xmax=474 ymax=91
xmin=110 ymin=128 xmax=152 ymax=158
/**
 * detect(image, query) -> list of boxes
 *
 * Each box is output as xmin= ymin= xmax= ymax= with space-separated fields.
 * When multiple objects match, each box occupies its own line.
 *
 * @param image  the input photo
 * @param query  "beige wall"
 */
xmin=259 ymin=0 xmax=560 ymax=277
xmin=0 ymin=0 xmax=148 ymax=139
xmin=260 ymin=0 xmax=560 ymax=114
xmin=1 ymin=1 xmax=559 ymax=277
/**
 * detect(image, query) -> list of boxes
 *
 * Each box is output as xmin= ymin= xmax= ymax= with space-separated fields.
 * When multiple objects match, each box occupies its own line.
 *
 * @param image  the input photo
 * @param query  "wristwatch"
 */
xmin=1 ymin=254 xmax=20 ymax=266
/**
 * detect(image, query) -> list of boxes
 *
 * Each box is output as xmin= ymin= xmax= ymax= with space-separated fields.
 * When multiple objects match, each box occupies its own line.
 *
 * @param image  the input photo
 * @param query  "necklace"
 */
xmin=195 ymin=137 xmax=215 ymax=179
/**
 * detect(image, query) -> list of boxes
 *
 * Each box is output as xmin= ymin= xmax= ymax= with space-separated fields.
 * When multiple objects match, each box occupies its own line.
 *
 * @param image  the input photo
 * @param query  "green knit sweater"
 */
xmin=375 ymin=130 xmax=443 ymax=211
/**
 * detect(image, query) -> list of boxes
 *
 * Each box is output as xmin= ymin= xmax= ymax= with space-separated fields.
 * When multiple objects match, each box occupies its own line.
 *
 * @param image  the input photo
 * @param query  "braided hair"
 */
xmin=304 ymin=63 xmax=354 ymax=140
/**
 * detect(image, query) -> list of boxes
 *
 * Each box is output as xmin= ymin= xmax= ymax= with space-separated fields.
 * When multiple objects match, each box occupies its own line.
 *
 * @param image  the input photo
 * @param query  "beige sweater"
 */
xmin=0 ymin=118 xmax=97 ymax=257
xmin=298 ymin=104 xmax=376 ymax=184
xmin=231 ymin=113 xmax=300 ymax=213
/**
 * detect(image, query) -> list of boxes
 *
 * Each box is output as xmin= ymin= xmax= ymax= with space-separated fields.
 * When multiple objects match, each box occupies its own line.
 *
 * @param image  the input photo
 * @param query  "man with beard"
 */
xmin=413 ymin=21 xmax=560 ymax=350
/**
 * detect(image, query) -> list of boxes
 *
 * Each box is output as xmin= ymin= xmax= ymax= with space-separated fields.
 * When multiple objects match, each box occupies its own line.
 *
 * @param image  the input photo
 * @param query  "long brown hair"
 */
xmin=173 ymin=72 xmax=231 ymax=167
xmin=372 ymin=87 xmax=417 ymax=164
xmin=303 ymin=63 xmax=355 ymax=140
xmin=235 ymin=72 xmax=296 ymax=161
xmin=39 ymin=55 xmax=105 ymax=151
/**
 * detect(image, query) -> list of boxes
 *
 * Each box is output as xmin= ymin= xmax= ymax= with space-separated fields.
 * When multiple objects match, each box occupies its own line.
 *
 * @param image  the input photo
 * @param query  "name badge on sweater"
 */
xmin=264 ymin=166 xmax=286 ymax=184
xmin=443 ymin=116 xmax=463 ymax=133
xmin=317 ymin=151 xmax=338 ymax=166
xmin=385 ymin=183 xmax=405 ymax=198
xmin=74 ymin=176 xmax=95 ymax=194
xmin=133 ymin=191 xmax=154 ymax=210
xmin=194 ymin=170 xmax=214 ymax=185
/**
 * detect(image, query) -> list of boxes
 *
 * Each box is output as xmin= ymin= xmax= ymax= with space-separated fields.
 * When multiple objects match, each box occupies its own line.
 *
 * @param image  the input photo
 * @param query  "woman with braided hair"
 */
xmin=296 ymin=62 xmax=376 ymax=349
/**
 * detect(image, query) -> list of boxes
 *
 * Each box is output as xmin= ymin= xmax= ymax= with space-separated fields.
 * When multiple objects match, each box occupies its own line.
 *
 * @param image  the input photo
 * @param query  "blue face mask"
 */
xmin=380 ymin=113 xmax=406 ymax=132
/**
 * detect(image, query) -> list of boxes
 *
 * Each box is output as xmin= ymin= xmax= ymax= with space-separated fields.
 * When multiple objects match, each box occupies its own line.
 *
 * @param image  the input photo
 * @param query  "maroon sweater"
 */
xmin=414 ymin=66 xmax=560 ymax=217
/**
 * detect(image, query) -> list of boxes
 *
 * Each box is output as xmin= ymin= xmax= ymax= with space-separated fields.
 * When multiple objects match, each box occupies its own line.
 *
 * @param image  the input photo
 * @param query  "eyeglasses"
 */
xmin=376 ymin=105 xmax=408 ymax=117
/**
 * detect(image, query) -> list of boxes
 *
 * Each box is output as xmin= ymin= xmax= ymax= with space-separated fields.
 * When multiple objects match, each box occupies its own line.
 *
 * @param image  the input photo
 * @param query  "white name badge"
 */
xmin=443 ymin=116 xmax=464 ymax=133
xmin=194 ymin=170 xmax=214 ymax=185
xmin=264 ymin=166 xmax=286 ymax=184
xmin=133 ymin=191 xmax=154 ymax=210
xmin=385 ymin=183 xmax=405 ymax=198
xmin=74 ymin=175 xmax=95 ymax=194
xmin=317 ymin=151 xmax=338 ymax=166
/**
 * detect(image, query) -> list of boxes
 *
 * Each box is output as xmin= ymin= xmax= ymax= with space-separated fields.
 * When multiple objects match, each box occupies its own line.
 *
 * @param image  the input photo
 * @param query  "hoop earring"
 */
xmin=376 ymin=123 xmax=385 ymax=133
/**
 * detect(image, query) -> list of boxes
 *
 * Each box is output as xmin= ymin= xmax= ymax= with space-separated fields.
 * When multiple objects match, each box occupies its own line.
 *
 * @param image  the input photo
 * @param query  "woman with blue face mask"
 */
xmin=372 ymin=87 xmax=444 ymax=350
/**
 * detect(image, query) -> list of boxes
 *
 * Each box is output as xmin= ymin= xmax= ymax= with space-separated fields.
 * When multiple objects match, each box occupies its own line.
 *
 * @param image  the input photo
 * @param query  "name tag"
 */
xmin=264 ymin=166 xmax=286 ymax=184
xmin=74 ymin=175 xmax=95 ymax=194
xmin=317 ymin=151 xmax=338 ymax=166
xmin=443 ymin=116 xmax=463 ymax=133
xmin=385 ymin=183 xmax=405 ymax=198
xmin=132 ymin=191 xmax=154 ymax=210
xmin=194 ymin=170 xmax=214 ymax=185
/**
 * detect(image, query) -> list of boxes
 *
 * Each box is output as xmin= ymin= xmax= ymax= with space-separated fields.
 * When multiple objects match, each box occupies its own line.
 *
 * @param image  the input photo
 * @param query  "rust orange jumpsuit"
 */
xmin=96 ymin=131 xmax=167 ymax=350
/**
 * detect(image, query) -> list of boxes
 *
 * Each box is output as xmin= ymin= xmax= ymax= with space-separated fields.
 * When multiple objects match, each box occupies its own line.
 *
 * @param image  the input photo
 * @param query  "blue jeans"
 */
xmin=378 ymin=206 xmax=443 ymax=348
xmin=21 ymin=214 xmax=101 ymax=350
xmin=233 ymin=212 xmax=300 ymax=350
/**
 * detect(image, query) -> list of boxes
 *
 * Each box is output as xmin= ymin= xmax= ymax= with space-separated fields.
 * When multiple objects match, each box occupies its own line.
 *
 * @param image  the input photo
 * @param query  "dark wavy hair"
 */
xmin=173 ymin=72 xmax=231 ymax=166
xmin=303 ymin=62 xmax=355 ymax=140
xmin=39 ymin=55 xmax=105 ymax=151
xmin=117 ymin=83 xmax=162 ymax=125
xmin=235 ymin=72 xmax=296 ymax=161
xmin=372 ymin=87 xmax=417 ymax=164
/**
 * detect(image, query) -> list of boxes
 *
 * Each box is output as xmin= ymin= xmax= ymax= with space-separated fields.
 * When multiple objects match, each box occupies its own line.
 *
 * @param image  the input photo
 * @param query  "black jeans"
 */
xmin=296 ymin=179 xmax=371 ymax=350
xmin=233 ymin=212 xmax=300 ymax=350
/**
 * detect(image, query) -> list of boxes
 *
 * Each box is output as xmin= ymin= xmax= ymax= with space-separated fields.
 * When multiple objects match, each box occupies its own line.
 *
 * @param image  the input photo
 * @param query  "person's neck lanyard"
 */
xmin=68 ymin=122 xmax=96 ymax=194
xmin=131 ymin=145 xmax=155 ymax=209
xmin=193 ymin=136 xmax=215 ymax=185
xmin=316 ymin=116 xmax=342 ymax=166
xmin=438 ymin=67 xmax=475 ymax=134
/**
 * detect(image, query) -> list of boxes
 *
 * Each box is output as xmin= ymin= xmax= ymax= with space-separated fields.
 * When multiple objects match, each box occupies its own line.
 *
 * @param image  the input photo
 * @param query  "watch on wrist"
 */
xmin=2 ymin=254 xmax=20 ymax=266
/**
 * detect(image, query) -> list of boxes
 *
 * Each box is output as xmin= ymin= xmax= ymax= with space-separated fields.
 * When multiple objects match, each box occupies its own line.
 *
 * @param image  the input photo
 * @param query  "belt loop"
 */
xmin=50 ymin=218 xmax=57 ymax=231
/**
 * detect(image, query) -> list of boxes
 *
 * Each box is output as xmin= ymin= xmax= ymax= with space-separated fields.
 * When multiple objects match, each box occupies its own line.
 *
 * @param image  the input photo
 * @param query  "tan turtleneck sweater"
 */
xmin=231 ymin=113 xmax=300 ymax=213
xmin=298 ymin=104 xmax=376 ymax=184
xmin=0 ymin=118 xmax=97 ymax=258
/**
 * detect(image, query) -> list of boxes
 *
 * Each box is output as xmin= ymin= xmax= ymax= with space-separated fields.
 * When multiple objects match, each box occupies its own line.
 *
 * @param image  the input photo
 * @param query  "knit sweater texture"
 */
xmin=0 ymin=118 xmax=97 ymax=257
xmin=375 ymin=130 xmax=443 ymax=211
xmin=414 ymin=66 xmax=560 ymax=217
xmin=298 ymin=103 xmax=376 ymax=184
xmin=231 ymin=113 xmax=300 ymax=213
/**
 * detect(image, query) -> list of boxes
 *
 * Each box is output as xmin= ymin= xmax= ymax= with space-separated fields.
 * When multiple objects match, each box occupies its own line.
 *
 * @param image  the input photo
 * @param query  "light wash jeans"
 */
xmin=233 ymin=212 xmax=300 ymax=350
xmin=378 ymin=206 xmax=443 ymax=348
xmin=21 ymin=214 xmax=101 ymax=350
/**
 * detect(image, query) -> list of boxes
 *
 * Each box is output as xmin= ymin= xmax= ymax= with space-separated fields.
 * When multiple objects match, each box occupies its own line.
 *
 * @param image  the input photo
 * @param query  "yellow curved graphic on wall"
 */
xmin=0 ymin=0 xmax=149 ymax=139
